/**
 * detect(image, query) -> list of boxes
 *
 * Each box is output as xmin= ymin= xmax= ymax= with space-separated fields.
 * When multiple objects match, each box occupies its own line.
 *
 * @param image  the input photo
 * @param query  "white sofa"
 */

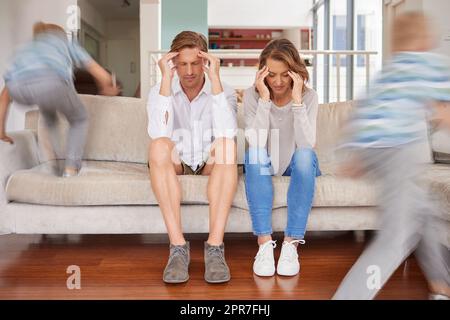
xmin=0 ymin=94 xmax=449 ymax=245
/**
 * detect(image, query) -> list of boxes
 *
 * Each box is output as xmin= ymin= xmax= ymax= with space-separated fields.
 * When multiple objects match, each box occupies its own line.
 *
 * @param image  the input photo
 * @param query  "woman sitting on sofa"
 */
xmin=243 ymin=39 xmax=320 ymax=277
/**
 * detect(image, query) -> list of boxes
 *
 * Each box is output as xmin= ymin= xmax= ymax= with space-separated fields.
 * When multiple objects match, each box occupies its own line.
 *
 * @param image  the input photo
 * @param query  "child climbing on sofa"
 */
xmin=0 ymin=22 xmax=119 ymax=177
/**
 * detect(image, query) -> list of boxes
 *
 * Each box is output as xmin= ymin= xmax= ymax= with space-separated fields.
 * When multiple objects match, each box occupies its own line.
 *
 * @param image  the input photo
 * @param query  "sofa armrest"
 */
xmin=0 ymin=130 xmax=39 ymax=205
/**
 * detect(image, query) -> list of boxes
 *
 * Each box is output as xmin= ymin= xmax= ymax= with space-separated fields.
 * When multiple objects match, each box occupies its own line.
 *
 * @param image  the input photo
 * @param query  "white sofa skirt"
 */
xmin=1 ymin=204 xmax=378 ymax=235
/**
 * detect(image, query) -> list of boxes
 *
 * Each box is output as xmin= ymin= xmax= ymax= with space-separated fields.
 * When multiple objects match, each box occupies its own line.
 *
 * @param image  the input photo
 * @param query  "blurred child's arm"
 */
xmin=85 ymin=61 xmax=120 ymax=96
xmin=431 ymin=101 xmax=450 ymax=129
xmin=0 ymin=87 xmax=14 ymax=144
xmin=336 ymin=153 xmax=366 ymax=179
xmin=68 ymin=41 xmax=120 ymax=96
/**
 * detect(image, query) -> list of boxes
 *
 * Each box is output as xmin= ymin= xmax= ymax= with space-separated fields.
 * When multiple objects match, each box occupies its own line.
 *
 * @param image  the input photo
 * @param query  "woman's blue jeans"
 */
xmin=244 ymin=147 xmax=321 ymax=239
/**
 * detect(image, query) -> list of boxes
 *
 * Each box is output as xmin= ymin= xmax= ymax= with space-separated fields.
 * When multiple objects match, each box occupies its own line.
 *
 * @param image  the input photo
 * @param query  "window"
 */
xmin=333 ymin=15 xmax=347 ymax=66
xmin=357 ymin=15 xmax=366 ymax=67
xmin=313 ymin=0 xmax=382 ymax=102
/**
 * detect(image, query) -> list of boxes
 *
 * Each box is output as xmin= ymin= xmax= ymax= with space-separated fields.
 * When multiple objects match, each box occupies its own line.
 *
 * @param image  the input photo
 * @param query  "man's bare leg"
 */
xmin=201 ymin=137 xmax=237 ymax=283
xmin=148 ymin=137 xmax=184 ymax=245
xmin=149 ymin=137 xmax=191 ymax=283
xmin=203 ymin=137 xmax=238 ymax=245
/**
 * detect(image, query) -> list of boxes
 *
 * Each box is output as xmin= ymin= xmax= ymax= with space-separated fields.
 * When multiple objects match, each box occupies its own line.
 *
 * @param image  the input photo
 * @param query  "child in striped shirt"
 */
xmin=334 ymin=12 xmax=450 ymax=300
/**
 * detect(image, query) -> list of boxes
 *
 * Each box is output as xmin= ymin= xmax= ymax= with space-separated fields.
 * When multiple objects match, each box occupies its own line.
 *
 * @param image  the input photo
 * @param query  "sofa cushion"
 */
xmin=424 ymin=164 xmax=450 ymax=221
xmin=314 ymin=100 xmax=356 ymax=167
xmin=28 ymin=96 xmax=359 ymax=168
xmin=6 ymin=160 xmax=377 ymax=208
xmin=37 ymin=95 xmax=150 ymax=164
xmin=431 ymin=129 xmax=450 ymax=163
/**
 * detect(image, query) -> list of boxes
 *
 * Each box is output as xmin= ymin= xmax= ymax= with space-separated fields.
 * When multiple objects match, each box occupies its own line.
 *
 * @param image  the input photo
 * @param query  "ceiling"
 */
xmin=87 ymin=0 xmax=140 ymax=19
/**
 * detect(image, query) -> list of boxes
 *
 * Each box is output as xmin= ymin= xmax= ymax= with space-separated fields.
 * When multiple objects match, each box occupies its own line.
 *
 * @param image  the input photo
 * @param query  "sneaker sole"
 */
xmin=163 ymin=276 xmax=189 ymax=284
xmin=254 ymin=270 xmax=275 ymax=277
xmin=205 ymin=276 xmax=231 ymax=284
xmin=276 ymin=269 xmax=300 ymax=276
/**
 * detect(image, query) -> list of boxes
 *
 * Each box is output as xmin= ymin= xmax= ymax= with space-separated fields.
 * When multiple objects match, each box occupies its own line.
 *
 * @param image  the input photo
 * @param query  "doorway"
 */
xmin=78 ymin=0 xmax=141 ymax=97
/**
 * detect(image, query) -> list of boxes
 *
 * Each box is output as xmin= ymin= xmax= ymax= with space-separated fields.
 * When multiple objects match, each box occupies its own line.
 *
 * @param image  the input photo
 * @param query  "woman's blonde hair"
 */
xmin=170 ymin=31 xmax=208 ymax=52
xmin=391 ymin=12 xmax=434 ymax=52
xmin=33 ymin=22 xmax=66 ymax=39
xmin=258 ymin=38 xmax=309 ymax=95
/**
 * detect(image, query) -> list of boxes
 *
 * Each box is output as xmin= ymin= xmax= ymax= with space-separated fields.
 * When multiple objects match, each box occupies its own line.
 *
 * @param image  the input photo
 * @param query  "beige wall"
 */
xmin=0 ymin=1 xmax=13 ymax=84
xmin=423 ymin=0 xmax=450 ymax=55
xmin=140 ymin=0 xmax=161 ymax=99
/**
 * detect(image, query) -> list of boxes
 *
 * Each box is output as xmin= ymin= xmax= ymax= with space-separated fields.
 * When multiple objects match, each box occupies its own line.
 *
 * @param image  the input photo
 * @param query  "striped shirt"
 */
xmin=344 ymin=51 xmax=450 ymax=149
xmin=4 ymin=31 xmax=92 ymax=83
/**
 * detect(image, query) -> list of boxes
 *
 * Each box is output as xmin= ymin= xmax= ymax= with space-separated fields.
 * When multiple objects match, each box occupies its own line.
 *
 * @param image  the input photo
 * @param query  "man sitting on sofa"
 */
xmin=147 ymin=31 xmax=238 ymax=284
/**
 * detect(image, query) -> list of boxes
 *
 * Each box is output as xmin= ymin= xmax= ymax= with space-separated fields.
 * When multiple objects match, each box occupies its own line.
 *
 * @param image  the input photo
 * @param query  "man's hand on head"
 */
xmin=159 ymin=52 xmax=179 ymax=97
xmin=198 ymin=51 xmax=223 ymax=95
xmin=158 ymin=52 xmax=179 ymax=80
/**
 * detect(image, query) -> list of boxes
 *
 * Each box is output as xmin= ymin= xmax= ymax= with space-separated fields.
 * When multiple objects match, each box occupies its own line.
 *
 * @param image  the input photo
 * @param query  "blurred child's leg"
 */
xmin=333 ymin=146 xmax=427 ymax=299
xmin=39 ymin=107 xmax=62 ymax=166
xmin=58 ymin=84 xmax=88 ymax=172
xmin=9 ymin=75 xmax=88 ymax=174
xmin=415 ymin=212 xmax=450 ymax=297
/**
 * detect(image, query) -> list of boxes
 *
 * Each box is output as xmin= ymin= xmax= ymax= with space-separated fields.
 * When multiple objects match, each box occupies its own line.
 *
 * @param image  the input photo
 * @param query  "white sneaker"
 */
xmin=429 ymin=293 xmax=450 ymax=300
xmin=276 ymin=239 xmax=305 ymax=276
xmin=253 ymin=240 xmax=277 ymax=277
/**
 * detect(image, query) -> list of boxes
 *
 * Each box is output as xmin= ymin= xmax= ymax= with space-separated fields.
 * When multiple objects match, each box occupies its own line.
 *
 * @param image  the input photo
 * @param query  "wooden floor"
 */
xmin=0 ymin=231 xmax=429 ymax=300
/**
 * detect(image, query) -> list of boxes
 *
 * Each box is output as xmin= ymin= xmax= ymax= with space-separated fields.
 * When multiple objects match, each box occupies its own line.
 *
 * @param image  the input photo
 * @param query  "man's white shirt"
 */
xmin=147 ymin=76 xmax=238 ymax=170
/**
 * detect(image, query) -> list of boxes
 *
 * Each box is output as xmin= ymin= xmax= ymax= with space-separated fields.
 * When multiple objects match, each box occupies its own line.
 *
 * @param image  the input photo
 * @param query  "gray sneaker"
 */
xmin=163 ymin=242 xmax=190 ymax=284
xmin=204 ymin=242 xmax=230 ymax=283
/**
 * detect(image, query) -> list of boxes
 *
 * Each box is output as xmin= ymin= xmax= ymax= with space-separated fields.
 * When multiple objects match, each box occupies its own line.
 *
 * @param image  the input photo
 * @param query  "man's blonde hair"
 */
xmin=170 ymin=31 xmax=208 ymax=53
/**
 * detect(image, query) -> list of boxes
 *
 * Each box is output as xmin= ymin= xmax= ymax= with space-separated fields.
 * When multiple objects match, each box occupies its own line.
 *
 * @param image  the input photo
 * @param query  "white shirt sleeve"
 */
xmin=212 ymin=86 xmax=238 ymax=139
xmin=146 ymin=84 xmax=174 ymax=139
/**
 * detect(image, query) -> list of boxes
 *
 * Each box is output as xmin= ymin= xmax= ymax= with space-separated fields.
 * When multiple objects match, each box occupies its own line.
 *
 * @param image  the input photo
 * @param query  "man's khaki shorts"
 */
xmin=181 ymin=161 xmax=207 ymax=175
xmin=147 ymin=161 xmax=207 ymax=175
